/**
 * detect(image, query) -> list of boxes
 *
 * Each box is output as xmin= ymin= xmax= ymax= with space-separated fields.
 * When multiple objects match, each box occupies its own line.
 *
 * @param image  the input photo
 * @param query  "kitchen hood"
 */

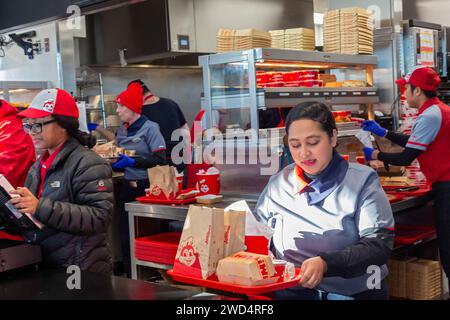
xmin=78 ymin=0 xmax=208 ymax=66
xmin=78 ymin=0 xmax=314 ymax=66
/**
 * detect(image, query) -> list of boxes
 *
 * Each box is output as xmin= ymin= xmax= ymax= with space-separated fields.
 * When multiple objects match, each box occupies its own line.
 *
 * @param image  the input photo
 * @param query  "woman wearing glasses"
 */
xmin=9 ymin=88 xmax=114 ymax=274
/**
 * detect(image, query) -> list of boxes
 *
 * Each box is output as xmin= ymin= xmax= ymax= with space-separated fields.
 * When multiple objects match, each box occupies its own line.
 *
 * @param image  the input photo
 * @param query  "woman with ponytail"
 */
xmin=10 ymin=88 xmax=114 ymax=273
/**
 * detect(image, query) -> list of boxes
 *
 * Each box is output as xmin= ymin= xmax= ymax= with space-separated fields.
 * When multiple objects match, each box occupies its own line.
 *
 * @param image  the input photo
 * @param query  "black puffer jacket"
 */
xmin=23 ymin=138 xmax=114 ymax=273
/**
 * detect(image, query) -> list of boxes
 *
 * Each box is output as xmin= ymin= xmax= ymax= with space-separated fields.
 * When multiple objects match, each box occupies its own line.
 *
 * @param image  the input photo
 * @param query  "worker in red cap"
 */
xmin=112 ymin=82 xmax=167 ymax=278
xmin=0 ymin=100 xmax=36 ymax=188
xmin=8 ymin=88 xmax=114 ymax=273
xmin=361 ymin=66 xmax=450 ymax=290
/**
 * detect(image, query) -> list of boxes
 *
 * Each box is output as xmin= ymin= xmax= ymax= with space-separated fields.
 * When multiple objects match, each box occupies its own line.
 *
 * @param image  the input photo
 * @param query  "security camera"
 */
xmin=8 ymin=31 xmax=39 ymax=59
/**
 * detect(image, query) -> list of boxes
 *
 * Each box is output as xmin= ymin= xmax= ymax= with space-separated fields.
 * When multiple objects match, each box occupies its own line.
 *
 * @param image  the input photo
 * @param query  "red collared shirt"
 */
xmin=406 ymin=97 xmax=450 ymax=183
xmin=38 ymin=144 xmax=64 ymax=197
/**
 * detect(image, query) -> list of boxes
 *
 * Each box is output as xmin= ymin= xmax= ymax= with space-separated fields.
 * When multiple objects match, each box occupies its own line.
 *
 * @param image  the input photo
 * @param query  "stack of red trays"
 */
xmin=394 ymin=225 xmax=436 ymax=246
xmin=134 ymin=232 xmax=181 ymax=265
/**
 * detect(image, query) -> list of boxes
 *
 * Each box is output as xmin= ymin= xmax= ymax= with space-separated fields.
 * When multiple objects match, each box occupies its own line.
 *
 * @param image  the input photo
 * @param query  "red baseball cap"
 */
xmin=18 ymin=88 xmax=79 ymax=119
xmin=396 ymin=66 xmax=441 ymax=91
xmin=116 ymin=82 xmax=143 ymax=114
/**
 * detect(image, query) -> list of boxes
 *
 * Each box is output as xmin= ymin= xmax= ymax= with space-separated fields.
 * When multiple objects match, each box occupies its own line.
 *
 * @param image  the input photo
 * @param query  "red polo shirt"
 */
xmin=38 ymin=144 xmax=64 ymax=197
xmin=406 ymin=97 xmax=450 ymax=183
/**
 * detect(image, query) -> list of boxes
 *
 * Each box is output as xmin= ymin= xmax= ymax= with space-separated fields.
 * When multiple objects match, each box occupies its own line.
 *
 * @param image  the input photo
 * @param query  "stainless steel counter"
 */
xmin=125 ymin=197 xmax=258 ymax=222
xmin=126 ymin=197 xmax=256 ymax=279
xmin=126 ymin=194 xmax=433 ymax=279
xmin=125 ymin=193 xmax=432 ymax=222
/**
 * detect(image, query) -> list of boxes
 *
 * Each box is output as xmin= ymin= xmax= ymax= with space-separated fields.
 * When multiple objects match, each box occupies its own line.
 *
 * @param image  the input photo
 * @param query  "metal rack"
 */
xmin=0 ymin=81 xmax=51 ymax=105
xmin=199 ymin=48 xmax=379 ymax=137
xmin=76 ymin=68 xmax=107 ymax=129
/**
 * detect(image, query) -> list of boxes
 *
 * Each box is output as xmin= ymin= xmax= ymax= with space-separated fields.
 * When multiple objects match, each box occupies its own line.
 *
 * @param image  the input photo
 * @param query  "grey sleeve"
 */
xmin=318 ymin=171 xmax=395 ymax=278
xmin=35 ymin=159 xmax=114 ymax=235
xmin=145 ymin=124 xmax=166 ymax=152
xmin=253 ymin=183 xmax=272 ymax=224
xmin=406 ymin=106 xmax=442 ymax=151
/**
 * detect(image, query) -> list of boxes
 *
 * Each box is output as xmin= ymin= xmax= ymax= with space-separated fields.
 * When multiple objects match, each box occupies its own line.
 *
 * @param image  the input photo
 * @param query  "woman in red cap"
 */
xmin=9 ymin=88 xmax=114 ymax=273
xmin=112 ymin=82 xmax=167 ymax=278
xmin=361 ymin=66 xmax=450 ymax=292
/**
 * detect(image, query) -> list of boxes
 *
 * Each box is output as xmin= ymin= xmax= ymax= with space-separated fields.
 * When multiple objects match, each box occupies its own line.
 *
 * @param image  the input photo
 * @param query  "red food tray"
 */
xmin=135 ymin=247 xmax=178 ymax=256
xmin=135 ymin=251 xmax=177 ymax=261
xmin=135 ymin=232 xmax=181 ymax=248
xmin=385 ymin=184 xmax=432 ymax=197
xmin=135 ymin=254 xmax=175 ymax=265
xmin=394 ymin=225 xmax=436 ymax=246
xmin=386 ymin=194 xmax=404 ymax=204
xmin=136 ymin=196 xmax=196 ymax=205
xmin=167 ymin=269 xmax=302 ymax=295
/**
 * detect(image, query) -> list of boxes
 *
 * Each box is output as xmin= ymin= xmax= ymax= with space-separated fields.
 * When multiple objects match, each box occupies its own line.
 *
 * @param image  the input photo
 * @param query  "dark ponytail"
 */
xmin=285 ymin=102 xmax=337 ymax=138
xmin=52 ymin=115 xmax=97 ymax=148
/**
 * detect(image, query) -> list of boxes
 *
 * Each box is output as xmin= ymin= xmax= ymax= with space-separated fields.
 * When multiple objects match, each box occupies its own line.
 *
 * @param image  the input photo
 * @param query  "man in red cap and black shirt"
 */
xmin=362 ymin=66 xmax=450 ymax=291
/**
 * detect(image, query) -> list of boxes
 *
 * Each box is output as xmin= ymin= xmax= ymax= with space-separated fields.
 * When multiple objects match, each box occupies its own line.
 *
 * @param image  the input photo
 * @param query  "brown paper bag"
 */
xmin=173 ymin=205 xmax=224 ymax=279
xmin=147 ymin=165 xmax=179 ymax=199
xmin=224 ymin=209 xmax=246 ymax=257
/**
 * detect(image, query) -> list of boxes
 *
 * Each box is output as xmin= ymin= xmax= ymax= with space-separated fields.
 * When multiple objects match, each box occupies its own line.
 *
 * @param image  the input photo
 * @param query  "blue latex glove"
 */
xmin=363 ymin=147 xmax=375 ymax=162
xmin=88 ymin=123 xmax=99 ymax=132
xmin=360 ymin=120 xmax=387 ymax=137
xmin=112 ymin=154 xmax=135 ymax=170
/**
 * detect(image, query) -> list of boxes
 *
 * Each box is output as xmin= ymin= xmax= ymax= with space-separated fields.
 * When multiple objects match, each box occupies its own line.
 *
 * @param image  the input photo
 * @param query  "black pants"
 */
xmin=117 ymin=179 xmax=149 ymax=278
xmin=432 ymin=181 xmax=450 ymax=289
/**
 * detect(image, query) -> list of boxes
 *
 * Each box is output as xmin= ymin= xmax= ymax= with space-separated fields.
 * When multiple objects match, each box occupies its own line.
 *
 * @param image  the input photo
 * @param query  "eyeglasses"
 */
xmin=23 ymin=120 xmax=56 ymax=134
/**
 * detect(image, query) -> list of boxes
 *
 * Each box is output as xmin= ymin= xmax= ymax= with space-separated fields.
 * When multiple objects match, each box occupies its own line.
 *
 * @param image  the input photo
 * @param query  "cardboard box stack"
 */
xmin=406 ymin=259 xmax=442 ymax=300
xmin=340 ymin=7 xmax=374 ymax=55
xmin=216 ymin=28 xmax=236 ymax=53
xmin=388 ymin=257 xmax=442 ymax=300
xmin=323 ymin=7 xmax=374 ymax=55
xmin=323 ymin=9 xmax=341 ymax=54
xmin=284 ymin=28 xmax=315 ymax=51
xmin=234 ymin=28 xmax=272 ymax=51
xmin=269 ymin=29 xmax=285 ymax=49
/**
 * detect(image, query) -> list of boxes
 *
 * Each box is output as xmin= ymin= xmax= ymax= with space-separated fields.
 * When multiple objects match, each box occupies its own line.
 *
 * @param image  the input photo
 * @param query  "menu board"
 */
xmin=418 ymin=29 xmax=435 ymax=67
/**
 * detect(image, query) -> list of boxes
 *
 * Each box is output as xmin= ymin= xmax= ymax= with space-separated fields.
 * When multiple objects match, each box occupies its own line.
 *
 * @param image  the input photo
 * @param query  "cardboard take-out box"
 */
xmin=216 ymin=251 xmax=278 ymax=286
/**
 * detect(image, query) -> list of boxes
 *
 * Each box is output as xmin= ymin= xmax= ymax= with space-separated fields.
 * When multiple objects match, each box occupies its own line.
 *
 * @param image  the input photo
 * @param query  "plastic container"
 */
xmin=196 ymin=172 xmax=220 ymax=195
xmin=244 ymin=235 xmax=269 ymax=255
xmin=356 ymin=156 xmax=365 ymax=164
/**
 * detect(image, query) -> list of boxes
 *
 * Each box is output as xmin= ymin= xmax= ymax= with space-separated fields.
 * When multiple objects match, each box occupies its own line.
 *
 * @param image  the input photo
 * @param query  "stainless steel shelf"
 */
xmin=202 ymin=87 xmax=379 ymax=110
xmin=391 ymin=194 xmax=432 ymax=213
xmin=135 ymin=259 xmax=173 ymax=270
xmin=204 ymin=48 xmax=378 ymax=67
xmin=392 ymin=234 xmax=437 ymax=256
xmin=253 ymin=48 xmax=378 ymax=66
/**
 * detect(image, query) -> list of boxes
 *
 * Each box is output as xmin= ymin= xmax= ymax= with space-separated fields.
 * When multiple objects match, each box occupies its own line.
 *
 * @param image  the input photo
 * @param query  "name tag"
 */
xmin=132 ymin=137 xmax=142 ymax=143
